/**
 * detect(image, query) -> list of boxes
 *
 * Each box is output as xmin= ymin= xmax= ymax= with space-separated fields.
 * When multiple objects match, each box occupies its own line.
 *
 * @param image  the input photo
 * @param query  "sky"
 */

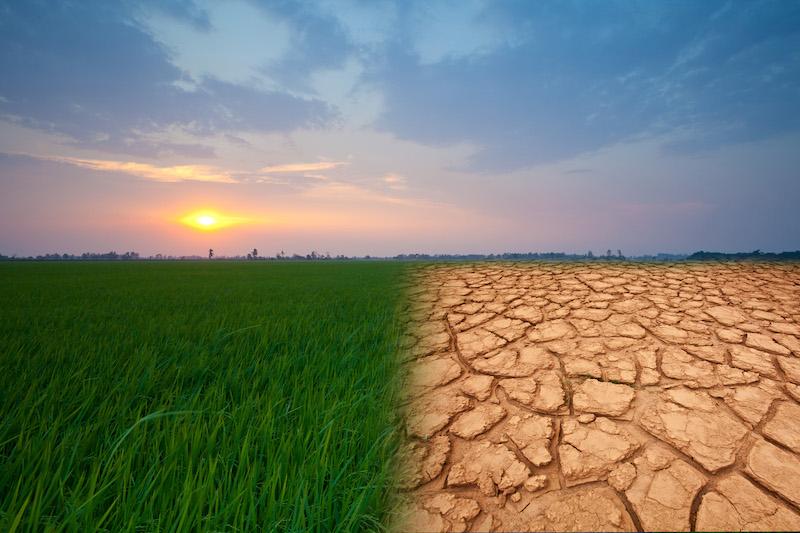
xmin=1 ymin=0 xmax=799 ymax=257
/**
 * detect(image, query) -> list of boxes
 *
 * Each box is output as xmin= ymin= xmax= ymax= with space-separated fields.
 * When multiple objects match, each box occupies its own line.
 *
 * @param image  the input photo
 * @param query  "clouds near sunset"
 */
xmin=1 ymin=0 xmax=798 ymax=256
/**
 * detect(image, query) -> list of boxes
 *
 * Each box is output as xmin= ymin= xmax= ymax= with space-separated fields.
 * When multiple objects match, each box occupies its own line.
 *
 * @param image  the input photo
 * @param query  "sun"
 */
xmin=196 ymin=214 xmax=217 ymax=227
xmin=180 ymin=210 xmax=244 ymax=231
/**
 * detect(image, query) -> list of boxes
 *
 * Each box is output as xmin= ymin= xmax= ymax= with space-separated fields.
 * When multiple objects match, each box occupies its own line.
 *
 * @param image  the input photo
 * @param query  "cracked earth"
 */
xmin=394 ymin=262 xmax=800 ymax=532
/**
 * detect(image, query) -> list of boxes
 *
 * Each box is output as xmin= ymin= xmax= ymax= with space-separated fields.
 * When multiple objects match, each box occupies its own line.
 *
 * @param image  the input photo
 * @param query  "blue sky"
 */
xmin=1 ymin=0 xmax=798 ymax=256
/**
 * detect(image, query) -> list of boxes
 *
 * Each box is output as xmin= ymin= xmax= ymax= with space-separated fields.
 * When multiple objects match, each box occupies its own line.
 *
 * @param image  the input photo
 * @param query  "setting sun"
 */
xmin=179 ymin=210 xmax=244 ymax=231
xmin=196 ymin=215 xmax=216 ymax=227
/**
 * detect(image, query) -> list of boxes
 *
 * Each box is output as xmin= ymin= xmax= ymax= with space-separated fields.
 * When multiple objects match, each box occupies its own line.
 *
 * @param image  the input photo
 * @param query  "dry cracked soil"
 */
xmin=394 ymin=262 xmax=800 ymax=532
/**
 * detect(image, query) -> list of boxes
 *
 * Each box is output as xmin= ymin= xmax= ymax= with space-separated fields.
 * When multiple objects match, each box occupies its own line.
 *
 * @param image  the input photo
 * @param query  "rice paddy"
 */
xmin=0 ymin=261 xmax=409 ymax=532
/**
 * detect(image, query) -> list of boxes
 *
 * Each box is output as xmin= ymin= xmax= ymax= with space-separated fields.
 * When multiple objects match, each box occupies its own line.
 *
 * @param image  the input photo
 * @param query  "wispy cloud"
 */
xmin=259 ymin=161 xmax=348 ymax=173
xmin=382 ymin=173 xmax=407 ymax=190
xmin=303 ymin=180 xmax=444 ymax=209
xmin=619 ymin=201 xmax=713 ymax=216
xmin=37 ymin=155 xmax=237 ymax=183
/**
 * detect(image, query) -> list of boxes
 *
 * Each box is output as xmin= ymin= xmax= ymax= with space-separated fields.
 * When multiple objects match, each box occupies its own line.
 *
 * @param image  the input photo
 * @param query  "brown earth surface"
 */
xmin=394 ymin=262 xmax=800 ymax=532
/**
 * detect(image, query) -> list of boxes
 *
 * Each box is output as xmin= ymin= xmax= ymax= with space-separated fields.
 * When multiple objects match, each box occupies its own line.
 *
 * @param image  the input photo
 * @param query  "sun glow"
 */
xmin=180 ymin=210 xmax=245 ymax=231
xmin=196 ymin=215 xmax=216 ymax=227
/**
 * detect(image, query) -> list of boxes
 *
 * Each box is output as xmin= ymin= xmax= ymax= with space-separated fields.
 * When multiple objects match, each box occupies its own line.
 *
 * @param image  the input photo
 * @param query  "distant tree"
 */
xmin=617 ymin=249 xmax=623 ymax=258
xmin=606 ymin=249 xmax=612 ymax=258
xmin=247 ymin=253 xmax=252 ymax=260
xmin=587 ymin=250 xmax=594 ymax=259
xmin=252 ymin=248 xmax=258 ymax=259
xmin=208 ymin=248 xmax=214 ymax=259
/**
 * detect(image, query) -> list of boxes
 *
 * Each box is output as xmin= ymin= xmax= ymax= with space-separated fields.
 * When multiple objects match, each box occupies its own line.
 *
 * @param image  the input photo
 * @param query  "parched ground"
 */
xmin=395 ymin=262 xmax=800 ymax=532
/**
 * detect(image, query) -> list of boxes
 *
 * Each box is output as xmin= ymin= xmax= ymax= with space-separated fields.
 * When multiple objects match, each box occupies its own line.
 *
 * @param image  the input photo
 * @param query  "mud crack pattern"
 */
xmin=395 ymin=263 xmax=800 ymax=532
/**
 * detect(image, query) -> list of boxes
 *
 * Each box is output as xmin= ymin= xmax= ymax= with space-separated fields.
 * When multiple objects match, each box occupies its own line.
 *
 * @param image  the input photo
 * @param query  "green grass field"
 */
xmin=0 ymin=261 xmax=410 ymax=532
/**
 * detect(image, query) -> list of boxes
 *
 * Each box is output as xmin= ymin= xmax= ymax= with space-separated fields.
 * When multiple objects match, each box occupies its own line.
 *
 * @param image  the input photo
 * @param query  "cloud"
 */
xmin=137 ymin=0 xmax=291 ymax=86
xmin=373 ymin=1 xmax=800 ymax=172
xmin=2 ymin=0 xmax=799 ymax=180
xmin=0 ymin=2 xmax=334 ymax=156
xmin=303 ymin=180 xmax=443 ymax=209
xmin=310 ymin=0 xmax=397 ymax=49
xmin=42 ymin=155 xmax=237 ymax=183
xmin=70 ymin=138 xmax=218 ymax=159
xmin=13 ymin=151 xmax=352 ymax=186
xmin=382 ymin=173 xmax=407 ymax=190
xmin=260 ymin=161 xmax=348 ymax=173
xmin=134 ymin=0 xmax=212 ymax=31
xmin=618 ymin=201 xmax=714 ymax=217
xmin=253 ymin=0 xmax=355 ymax=93
xmin=407 ymin=0 xmax=521 ymax=65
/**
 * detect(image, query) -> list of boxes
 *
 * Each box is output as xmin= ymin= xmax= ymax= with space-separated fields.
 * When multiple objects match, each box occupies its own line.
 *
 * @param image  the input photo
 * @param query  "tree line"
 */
xmin=2 ymin=249 xmax=798 ymax=262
